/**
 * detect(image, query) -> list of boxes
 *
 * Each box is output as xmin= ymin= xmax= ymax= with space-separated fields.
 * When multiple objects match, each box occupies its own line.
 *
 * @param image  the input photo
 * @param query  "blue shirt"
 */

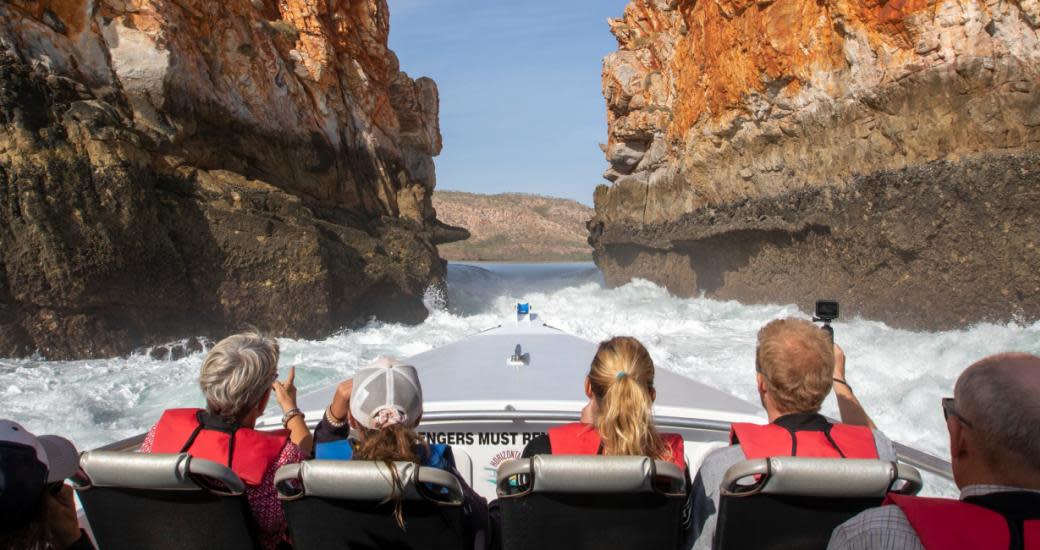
xmin=315 ymin=438 xmax=456 ymax=471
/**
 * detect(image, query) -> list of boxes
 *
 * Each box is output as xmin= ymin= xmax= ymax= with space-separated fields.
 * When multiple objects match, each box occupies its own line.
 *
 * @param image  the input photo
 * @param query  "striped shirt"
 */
xmin=827 ymin=485 xmax=1040 ymax=550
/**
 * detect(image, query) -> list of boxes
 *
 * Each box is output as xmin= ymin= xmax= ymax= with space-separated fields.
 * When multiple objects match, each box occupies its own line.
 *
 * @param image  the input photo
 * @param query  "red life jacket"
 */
xmin=730 ymin=413 xmax=879 ymax=460
xmin=150 ymin=408 xmax=289 ymax=486
xmin=547 ymin=422 xmax=687 ymax=470
xmin=885 ymin=492 xmax=1040 ymax=550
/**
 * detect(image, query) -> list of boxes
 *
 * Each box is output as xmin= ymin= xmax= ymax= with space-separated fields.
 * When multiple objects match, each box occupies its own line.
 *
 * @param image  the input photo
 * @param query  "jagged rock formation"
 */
xmin=0 ymin=0 xmax=467 ymax=359
xmin=591 ymin=0 xmax=1040 ymax=330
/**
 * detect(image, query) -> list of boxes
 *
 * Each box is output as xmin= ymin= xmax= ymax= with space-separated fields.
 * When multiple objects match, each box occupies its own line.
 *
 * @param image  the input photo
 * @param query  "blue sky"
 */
xmin=386 ymin=0 xmax=630 ymax=205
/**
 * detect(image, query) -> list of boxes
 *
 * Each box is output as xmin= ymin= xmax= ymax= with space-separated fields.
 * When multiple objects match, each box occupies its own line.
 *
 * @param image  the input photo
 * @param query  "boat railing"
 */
xmin=419 ymin=410 xmax=954 ymax=481
xmin=94 ymin=410 xmax=953 ymax=481
xmin=94 ymin=433 xmax=148 ymax=452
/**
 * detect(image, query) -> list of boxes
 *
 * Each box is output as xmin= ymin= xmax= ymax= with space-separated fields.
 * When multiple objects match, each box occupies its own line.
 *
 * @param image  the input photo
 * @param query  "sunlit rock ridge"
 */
xmin=0 ymin=0 xmax=467 ymax=358
xmin=590 ymin=0 xmax=1040 ymax=330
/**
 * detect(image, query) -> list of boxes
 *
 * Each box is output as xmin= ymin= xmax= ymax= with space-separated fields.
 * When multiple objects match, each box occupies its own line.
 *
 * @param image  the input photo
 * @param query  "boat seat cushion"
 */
xmin=74 ymin=452 xmax=257 ymax=550
xmin=713 ymin=457 xmax=922 ymax=550
xmin=495 ymin=456 xmax=688 ymax=550
xmin=276 ymin=460 xmax=463 ymax=502
xmin=78 ymin=451 xmax=246 ymax=492
xmin=275 ymin=460 xmax=472 ymax=550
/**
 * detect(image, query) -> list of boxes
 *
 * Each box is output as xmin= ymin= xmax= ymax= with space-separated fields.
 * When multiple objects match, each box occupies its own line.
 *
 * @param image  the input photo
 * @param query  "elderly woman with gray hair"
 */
xmin=139 ymin=333 xmax=311 ymax=550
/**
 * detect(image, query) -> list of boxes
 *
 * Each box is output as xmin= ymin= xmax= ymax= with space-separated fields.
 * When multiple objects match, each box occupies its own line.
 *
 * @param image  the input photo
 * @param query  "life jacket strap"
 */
xmin=179 ymin=411 xmax=242 ymax=469
xmin=964 ymin=492 xmax=1040 ymax=550
xmin=766 ymin=412 xmax=849 ymax=457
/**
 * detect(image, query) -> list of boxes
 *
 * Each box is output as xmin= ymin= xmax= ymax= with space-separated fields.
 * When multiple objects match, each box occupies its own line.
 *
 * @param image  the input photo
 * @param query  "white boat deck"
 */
xmin=293 ymin=315 xmax=762 ymax=421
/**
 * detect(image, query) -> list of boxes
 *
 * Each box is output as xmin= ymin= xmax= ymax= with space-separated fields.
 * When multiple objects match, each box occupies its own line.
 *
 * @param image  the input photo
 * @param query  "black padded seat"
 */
xmin=713 ymin=457 xmax=923 ymax=550
xmin=275 ymin=460 xmax=472 ymax=550
xmin=495 ymin=455 xmax=688 ymax=550
xmin=73 ymin=451 xmax=257 ymax=550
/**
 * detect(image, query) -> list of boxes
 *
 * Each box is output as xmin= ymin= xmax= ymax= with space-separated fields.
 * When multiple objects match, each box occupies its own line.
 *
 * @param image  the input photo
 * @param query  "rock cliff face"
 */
xmin=0 ymin=0 xmax=466 ymax=359
xmin=591 ymin=0 xmax=1040 ymax=330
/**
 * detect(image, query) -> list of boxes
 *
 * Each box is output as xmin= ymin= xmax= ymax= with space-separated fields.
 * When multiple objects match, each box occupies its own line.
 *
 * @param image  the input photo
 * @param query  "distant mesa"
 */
xmin=433 ymin=191 xmax=593 ymax=263
xmin=590 ymin=0 xmax=1040 ymax=331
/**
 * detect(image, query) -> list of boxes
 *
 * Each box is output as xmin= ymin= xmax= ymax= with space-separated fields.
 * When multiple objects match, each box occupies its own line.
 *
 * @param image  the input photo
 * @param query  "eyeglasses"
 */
xmin=941 ymin=397 xmax=973 ymax=428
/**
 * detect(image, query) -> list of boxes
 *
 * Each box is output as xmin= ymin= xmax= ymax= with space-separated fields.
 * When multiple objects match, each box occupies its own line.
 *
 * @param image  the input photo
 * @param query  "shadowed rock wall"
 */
xmin=591 ymin=0 xmax=1040 ymax=330
xmin=0 ymin=0 xmax=467 ymax=358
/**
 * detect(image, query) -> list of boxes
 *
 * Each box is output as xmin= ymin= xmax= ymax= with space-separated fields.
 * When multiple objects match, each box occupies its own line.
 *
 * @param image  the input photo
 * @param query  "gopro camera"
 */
xmin=814 ymin=300 xmax=839 ymax=323
xmin=813 ymin=300 xmax=839 ymax=340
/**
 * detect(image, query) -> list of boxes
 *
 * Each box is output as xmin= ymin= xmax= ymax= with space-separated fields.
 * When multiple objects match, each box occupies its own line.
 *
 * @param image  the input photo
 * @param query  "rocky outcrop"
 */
xmin=0 ymin=0 xmax=466 ymax=359
xmin=433 ymin=192 xmax=593 ymax=262
xmin=591 ymin=0 xmax=1040 ymax=330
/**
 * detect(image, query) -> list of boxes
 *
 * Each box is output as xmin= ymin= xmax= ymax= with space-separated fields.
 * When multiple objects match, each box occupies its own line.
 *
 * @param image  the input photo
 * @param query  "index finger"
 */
xmin=286 ymin=366 xmax=296 ymax=386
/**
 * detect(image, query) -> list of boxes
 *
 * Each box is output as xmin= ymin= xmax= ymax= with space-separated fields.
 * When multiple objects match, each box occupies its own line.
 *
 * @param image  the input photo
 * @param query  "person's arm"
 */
xmin=314 ymin=379 xmax=353 ymax=444
xmin=272 ymin=367 xmax=313 ymax=455
xmin=313 ymin=416 xmax=350 ymax=445
xmin=832 ymin=344 xmax=876 ymax=430
xmin=48 ymin=485 xmax=96 ymax=550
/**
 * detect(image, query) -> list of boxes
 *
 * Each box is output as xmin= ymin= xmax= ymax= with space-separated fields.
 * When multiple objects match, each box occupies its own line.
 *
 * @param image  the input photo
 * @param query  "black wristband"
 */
xmin=833 ymin=378 xmax=853 ymax=392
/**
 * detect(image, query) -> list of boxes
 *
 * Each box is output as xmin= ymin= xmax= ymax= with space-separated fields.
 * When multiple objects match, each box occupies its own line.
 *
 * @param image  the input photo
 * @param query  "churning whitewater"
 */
xmin=2 ymin=263 xmax=1038 ymax=473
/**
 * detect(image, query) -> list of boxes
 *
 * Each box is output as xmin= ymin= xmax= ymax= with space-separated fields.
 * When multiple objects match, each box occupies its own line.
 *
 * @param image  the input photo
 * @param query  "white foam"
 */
xmin=2 ymin=262 xmax=1036 ymax=495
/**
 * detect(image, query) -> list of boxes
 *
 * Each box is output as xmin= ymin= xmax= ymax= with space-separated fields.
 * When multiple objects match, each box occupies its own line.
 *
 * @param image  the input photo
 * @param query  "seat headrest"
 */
xmin=496 ymin=455 xmax=686 ymax=496
xmin=275 ymin=460 xmax=463 ymax=504
xmin=76 ymin=452 xmax=245 ymax=495
xmin=721 ymin=457 xmax=923 ymax=499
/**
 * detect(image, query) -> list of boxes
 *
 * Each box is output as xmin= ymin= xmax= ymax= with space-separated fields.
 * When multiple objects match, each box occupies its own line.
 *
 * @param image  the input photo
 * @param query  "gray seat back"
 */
xmin=77 ymin=451 xmax=245 ymax=494
xmin=714 ymin=458 xmax=922 ymax=550
xmin=495 ymin=456 xmax=688 ymax=550
xmin=275 ymin=460 xmax=471 ymax=550
xmin=275 ymin=459 xmax=463 ymax=503
xmin=720 ymin=457 xmax=923 ymax=498
xmin=496 ymin=455 xmax=686 ymax=496
xmin=74 ymin=452 xmax=256 ymax=550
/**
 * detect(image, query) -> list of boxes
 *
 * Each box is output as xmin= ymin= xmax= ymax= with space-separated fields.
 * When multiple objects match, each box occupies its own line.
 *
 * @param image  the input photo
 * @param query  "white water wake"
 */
xmin=1 ymin=262 xmax=1038 ymax=476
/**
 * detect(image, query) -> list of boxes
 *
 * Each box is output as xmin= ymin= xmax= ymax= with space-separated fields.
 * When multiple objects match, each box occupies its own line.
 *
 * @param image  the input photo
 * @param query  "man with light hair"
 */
xmin=829 ymin=352 xmax=1040 ymax=550
xmin=689 ymin=318 xmax=894 ymax=549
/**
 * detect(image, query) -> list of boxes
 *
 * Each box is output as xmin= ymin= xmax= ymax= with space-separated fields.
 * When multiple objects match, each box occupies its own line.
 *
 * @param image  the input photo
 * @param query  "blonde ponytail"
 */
xmin=589 ymin=337 xmax=669 ymax=461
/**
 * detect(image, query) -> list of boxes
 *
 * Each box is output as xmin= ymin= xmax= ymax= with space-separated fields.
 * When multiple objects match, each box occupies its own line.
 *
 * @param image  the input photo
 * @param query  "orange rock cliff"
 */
xmin=0 ymin=0 xmax=467 ymax=358
xmin=591 ymin=0 xmax=1040 ymax=330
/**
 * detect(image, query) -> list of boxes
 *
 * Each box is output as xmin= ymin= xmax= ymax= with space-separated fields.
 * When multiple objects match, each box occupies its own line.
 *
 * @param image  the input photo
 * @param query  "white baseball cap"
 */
xmin=350 ymin=357 xmax=423 ymax=430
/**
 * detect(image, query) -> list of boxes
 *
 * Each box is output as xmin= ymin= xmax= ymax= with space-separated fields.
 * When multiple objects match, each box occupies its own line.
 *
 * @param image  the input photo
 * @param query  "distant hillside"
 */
xmin=433 ymin=191 xmax=593 ymax=262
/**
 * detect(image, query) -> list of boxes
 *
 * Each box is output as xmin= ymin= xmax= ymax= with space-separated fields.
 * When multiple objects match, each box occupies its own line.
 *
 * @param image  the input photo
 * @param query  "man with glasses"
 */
xmin=829 ymin=352 xmax=1040 ymax=550
xmin=689 ymin=318 xmax=894 ymax=549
